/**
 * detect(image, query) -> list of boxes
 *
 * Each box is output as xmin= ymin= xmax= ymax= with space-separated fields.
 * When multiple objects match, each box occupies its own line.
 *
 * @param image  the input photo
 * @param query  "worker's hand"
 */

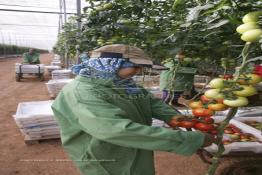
xmin=202 ymin=133 xmax=218 ymax=147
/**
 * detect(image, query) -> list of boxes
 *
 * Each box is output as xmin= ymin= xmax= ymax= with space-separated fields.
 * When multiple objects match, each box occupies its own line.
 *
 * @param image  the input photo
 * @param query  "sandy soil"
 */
xmin=0 ymin=53 xmax=209 ymax=175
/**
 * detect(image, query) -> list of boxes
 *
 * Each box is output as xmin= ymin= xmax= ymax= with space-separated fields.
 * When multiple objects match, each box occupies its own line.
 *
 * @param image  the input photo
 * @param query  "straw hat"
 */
xmin=90 ymin=44 xmax=153 ymax=65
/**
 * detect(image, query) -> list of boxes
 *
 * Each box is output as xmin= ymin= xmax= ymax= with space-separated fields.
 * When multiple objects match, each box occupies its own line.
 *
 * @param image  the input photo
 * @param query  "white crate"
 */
xmin=52 ymin=69 xmax=72 ymax=80
xmin=46 ymin=79 xmax=73 ymax=97
xmin=51 ymin=61 xmax=62 ymax=66
xmin=13 ymin=100 xmax=60 ymax=139
xmin=15 ymin=63 xmax=45 ymax=74
xmin=13 ymin=100 xmax=55 ymax=124
xmin=234 ymin=117 xmax=262 ymax=134
xmin=45 ymin=65 xmax=61 ymax=74
xmin=53 ymin=54 xmax=61 ymax=61
xmin=204 ymin=116 xmax=262 ymax=155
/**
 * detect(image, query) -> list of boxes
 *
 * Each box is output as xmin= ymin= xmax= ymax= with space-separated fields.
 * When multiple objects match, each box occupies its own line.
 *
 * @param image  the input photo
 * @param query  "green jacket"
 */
xmin=22 ymin=52 xmax=40 ymax=64
xmin=52 ymin=76 xmax=204 ymax=175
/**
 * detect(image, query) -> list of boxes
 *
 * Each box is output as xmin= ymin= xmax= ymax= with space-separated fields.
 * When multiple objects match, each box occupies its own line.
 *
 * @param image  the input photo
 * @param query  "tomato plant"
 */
xmin=53 ymin=0 xmax=262 ymax=69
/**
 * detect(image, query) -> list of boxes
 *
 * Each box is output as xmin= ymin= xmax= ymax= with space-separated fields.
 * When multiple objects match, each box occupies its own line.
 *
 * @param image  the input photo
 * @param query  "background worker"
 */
xmin=160 ymin=53 xmax=197 ymax=105
xmin=22 ymin=48 xmax=40 ymax=64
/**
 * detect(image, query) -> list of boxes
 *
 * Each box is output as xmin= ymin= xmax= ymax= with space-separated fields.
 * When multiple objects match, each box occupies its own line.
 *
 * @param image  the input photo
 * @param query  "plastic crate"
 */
xmin=204 ymin=116 xmax=262 ymax=155
xmin=15 ymin=63 xmax=45 ymax=74
xmin=234 ymin=117 xmax=262 ymax=134
xmin=51 ymin=69 xmax=72 ymax=80
xmin=13 ymin=100 xmax=60 ymax=139
xmin=46 ymin=79 xmax=73 ymax=97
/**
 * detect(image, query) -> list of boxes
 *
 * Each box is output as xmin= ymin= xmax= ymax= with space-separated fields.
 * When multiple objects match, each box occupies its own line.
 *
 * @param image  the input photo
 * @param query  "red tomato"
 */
xmin=200 ymin=95 xmax=223 ymax=104
xmin=215 ymin=98 xmax=224 ymax=104
xmin=200 ymin=95 xmax=212 ymax=103
xmin=210 ymin=130 xmax=218 ymax=135
xmin=204 ymin=117 xmax=214 ymax=124
xmin=168 ymin=119 xmax=180 ymax=128
xmin=194 ymin=123 xmax=215 ymax=132
xmin=189 ymin=101 xmax=203 ymax=109
xmin=223 ymin=74 xmax=233 ymax=80
xmin=208 ymin=103 xmax=228 ymax=111
xmin=179 ymin=120 xmax=196 ymax=129
xmin=192 ymin=108 xmax=215 ymax=118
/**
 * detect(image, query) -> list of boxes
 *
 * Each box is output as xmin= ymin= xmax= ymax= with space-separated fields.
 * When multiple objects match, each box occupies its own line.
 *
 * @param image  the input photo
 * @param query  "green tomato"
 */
xmin=223 ymin=97 xmax=248 ymax=107
xmin=103 ymin=3 xmax=113 ymax=10
xmin=209 ymin=78 xmax=225 ymax=89
xmin=233 ymin=85 xmax=257 ymax=97
xmin=120 ymin=20 xmax=132 ymax=24
xmin=204 ymin=89 xmax=224 ymax=100
xmin=105 ymin=41 xmax=113 ymax=45
xmin=95 ymin=5 xmax=104 ymax=11
xmin=236 ymin=22 xmax=260 ymax=34
xmin=242 ymin=11 xmax=262 ymax=23
xmin=238 ymin=74 xmax=262 ymax=85
xmin=194 ymin=57 xmax=201 ymax=62
xmin=183 ymin=57 xmax=193 ymax=62
xmin=241 ymin=29 xmax=262 ymax=42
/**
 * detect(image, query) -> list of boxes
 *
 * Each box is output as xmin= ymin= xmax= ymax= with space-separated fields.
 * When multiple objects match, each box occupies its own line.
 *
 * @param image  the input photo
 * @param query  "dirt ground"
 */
xmin=0 ymin=53 xmax=209 ymax=175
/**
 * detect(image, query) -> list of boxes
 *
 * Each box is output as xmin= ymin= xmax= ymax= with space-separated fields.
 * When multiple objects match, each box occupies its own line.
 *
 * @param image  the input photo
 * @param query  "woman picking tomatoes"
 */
xmin=52 ymin=44 xmax=216 ymax=175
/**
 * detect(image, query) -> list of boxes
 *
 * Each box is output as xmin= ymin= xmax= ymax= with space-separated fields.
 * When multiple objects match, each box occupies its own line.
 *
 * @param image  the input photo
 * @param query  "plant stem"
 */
xmin=205 ymin=107 xmax=238 ymax=175
xmin=205 ymin=41 xmax=253 ymax=175
xmin=234 ymin=42 xmax=251 ymax=80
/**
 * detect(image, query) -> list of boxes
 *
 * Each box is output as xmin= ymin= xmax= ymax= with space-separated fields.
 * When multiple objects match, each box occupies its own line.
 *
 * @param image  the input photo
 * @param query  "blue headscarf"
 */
xmin=71 ymin=57 xmax=142 ymax=95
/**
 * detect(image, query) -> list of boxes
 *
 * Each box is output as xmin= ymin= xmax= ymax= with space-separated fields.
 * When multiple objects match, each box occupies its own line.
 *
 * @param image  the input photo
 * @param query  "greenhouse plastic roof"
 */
xmin=0 ymin=0 xmax=88 ymax=50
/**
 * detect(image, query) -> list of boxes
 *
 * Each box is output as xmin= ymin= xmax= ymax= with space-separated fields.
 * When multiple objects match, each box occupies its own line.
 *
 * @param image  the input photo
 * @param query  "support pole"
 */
xmin=76 ymin=0 xmax=81 ymax=64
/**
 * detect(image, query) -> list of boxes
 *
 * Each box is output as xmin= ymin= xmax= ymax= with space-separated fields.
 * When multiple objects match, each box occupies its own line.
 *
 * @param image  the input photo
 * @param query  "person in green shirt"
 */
xmin=22 ymin=48 xmax=40 ymax=64
xmin=160 ymin=57 xmax=197 ymax=105
xmin=52 ymin=44 xmax=216 ymax=175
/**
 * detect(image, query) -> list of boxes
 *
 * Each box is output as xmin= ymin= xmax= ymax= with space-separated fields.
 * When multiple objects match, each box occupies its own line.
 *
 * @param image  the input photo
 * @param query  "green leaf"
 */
xmin=207 ymin=20 xmax=230 ymax=29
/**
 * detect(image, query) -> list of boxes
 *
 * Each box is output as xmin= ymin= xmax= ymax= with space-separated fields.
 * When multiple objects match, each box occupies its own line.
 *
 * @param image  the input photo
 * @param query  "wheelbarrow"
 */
xmin=15 ymin=63 xmax=45 ymax=82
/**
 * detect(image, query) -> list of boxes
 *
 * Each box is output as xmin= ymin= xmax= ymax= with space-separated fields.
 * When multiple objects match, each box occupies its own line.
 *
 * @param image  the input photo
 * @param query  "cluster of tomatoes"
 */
xmin=204 ymin=73 xmax=261 ymax=108
xmin=168 ymin=72 xmax=262 ymax=134
xmin=221 ymin=124 xmax=259 ymax=145
xmin=168 ymin=95 xmax=225 ymax=134
xmin=236 ymin=11 xmax=262 ymax=42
